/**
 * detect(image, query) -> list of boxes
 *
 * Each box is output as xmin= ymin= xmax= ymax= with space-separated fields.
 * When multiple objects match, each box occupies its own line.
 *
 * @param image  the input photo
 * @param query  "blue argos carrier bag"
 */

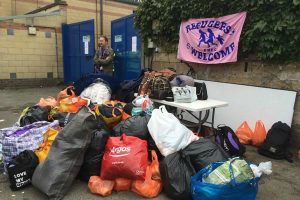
xmin=191 ymin=158 xmax=260 ymax=200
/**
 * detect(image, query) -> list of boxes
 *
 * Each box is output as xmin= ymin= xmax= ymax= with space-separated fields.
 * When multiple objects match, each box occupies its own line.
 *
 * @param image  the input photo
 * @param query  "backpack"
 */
xmin=258 ymin=121 xmax=292 ymax=162
xmin=215 ymin=125 xmax=246 ymax=157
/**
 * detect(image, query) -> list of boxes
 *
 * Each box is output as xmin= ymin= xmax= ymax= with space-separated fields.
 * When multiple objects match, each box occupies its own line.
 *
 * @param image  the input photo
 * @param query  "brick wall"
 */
xmin=0 ymin=0 xmax=136 ymax=85
xmin=152 ymin=52 xmax=300 ymax=149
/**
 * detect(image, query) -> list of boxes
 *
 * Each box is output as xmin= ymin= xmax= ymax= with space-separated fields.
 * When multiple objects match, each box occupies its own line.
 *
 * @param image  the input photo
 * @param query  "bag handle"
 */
xmin=229 ymin=157 xmax=252 ymax=186
xmin=159 ymin=105 xmax=168 ymax=114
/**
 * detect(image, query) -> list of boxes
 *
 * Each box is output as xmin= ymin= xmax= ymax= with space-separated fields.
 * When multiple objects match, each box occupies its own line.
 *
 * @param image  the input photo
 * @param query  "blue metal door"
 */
xmin=111 ymin=14 xmax=141 ymax=82
xmin=62 ymin=20 xmax=95 ymax=83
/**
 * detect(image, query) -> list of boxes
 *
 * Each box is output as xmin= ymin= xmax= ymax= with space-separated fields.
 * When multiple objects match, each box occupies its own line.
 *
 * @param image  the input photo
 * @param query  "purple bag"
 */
xmin=0 ymin=121 xmax=59 ymax=166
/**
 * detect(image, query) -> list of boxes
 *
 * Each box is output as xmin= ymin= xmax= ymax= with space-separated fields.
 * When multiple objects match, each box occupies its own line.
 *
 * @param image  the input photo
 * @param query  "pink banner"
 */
xmin=177 ymin=12 xmax=247 ymax=64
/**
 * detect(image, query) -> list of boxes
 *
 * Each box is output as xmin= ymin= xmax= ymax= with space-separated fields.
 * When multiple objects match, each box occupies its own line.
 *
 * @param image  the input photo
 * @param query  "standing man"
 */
xmin=94 ymin=35 xmax=115 ymax=75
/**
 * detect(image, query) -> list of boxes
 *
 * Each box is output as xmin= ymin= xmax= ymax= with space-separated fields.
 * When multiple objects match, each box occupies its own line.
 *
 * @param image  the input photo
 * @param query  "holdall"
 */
xmin=191 ymin=159 xmax=259 ymax=200
xmin=1 ymin=120 xmax=59 ymax=166
xmin=148 ymin=76 xmax=172 ymax=100
xmin=32 ymin=106 xmax=99 ymax=200
xmin=194 ymin=82 xmax=208 ymax=100
xmin=215 ymin=125 xmax=246 ymax=157
xmin=7 ymin=150 xmax=39 ymax=191
xmin=101 ymin=134 xmax=148 ymax=180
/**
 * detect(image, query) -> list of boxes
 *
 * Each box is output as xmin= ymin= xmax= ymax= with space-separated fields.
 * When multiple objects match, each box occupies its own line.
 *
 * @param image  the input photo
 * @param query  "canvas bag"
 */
xmin=7 ymin=150 xmax=39 ymax=191
xmin=32 ymin=106 xmax=98 ymax=200
xmin=147 ymin=106 xmax=199 ymax=157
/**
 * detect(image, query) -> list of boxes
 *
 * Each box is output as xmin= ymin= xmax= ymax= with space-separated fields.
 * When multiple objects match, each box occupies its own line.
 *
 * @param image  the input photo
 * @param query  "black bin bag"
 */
xmin=32 ymin=106 xmax=98 ymax=200
xmin=160 ymin=151 xmax=196 ymax=200
xmin=78 ymin=116 xmax=110 ymax=182
xmin=183 ymin=138 xmax=229 ymax=171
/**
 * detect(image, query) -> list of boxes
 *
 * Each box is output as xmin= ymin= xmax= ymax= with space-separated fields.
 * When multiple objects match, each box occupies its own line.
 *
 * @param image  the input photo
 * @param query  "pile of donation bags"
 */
xmin=0 ymin=71 xmax=276 ymax=200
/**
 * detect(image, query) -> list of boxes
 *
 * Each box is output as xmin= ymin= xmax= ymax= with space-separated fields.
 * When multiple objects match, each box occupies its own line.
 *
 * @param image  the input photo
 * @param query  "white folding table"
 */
xmin=151 ymin=99 xmax=228 ymax=132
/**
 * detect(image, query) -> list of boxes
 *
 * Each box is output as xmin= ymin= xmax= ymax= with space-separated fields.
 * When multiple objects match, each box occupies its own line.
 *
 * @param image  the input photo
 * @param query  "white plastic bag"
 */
xmin=250 ymin=161 xmax=272 ymax=178
xmin=147 ymin=106 xmax=198 ymax=156
xmin=80 ymin=82 xmax=111 ymax=105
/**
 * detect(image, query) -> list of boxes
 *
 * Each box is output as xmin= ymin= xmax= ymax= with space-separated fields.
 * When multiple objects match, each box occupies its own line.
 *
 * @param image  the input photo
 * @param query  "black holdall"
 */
xmin=7 ymin=150 xmax=39 ymax=191
xmin=194 ymin=82 xmax=208 ymax=100
xmin=258 ymin=121 xmax=293 ymax=162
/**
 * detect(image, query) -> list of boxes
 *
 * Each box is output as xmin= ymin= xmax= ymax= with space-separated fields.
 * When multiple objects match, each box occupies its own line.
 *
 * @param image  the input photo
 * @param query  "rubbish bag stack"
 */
xmin=0 ymin=73 xmax=272 ymax=200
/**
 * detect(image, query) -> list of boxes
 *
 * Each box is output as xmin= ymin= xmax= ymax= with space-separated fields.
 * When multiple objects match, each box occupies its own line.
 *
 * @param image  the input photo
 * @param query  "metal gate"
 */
xmin=62 ymin=19 xmax=95 ymax=83
xmin=111 ymin=14 xmax=141 ymax=82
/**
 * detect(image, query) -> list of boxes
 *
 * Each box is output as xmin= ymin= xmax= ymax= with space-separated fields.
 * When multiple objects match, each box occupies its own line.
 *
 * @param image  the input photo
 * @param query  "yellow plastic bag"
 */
xmin=35 ymin=128 xmax=59 ymax=162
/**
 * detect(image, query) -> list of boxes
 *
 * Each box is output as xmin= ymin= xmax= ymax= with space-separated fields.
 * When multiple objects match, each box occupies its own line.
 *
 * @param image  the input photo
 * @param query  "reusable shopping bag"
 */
xmin=191 ymin=158 xmax=259 ymax=200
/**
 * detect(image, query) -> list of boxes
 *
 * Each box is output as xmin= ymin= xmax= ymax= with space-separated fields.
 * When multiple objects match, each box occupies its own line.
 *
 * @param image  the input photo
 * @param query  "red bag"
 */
xmin=236 ymin=121 xmax=253 ymax=145
xmin=252 ymin=120 xmax=267 ymax=147
xmin=88 ymin=176 xmax=114 ymax=196
xmin=101 ymin=134 xmax=148 ymax=180
xmin=131 ymin=150 xmax=163 ymax=198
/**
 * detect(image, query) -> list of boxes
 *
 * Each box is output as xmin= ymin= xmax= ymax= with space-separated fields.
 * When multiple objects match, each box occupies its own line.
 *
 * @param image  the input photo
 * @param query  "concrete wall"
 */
xmin=152 ymin=52 xmax=300 ymax=149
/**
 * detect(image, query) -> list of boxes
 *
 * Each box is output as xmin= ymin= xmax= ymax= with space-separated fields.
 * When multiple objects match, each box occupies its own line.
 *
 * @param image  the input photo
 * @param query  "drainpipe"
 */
xmin=54 ymin=28 xmax=59 ymax=79
xmin=96 ymin=0 xmax=98 ymax=39
xmin=100 ymin=0 xmax=103 ymax=35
